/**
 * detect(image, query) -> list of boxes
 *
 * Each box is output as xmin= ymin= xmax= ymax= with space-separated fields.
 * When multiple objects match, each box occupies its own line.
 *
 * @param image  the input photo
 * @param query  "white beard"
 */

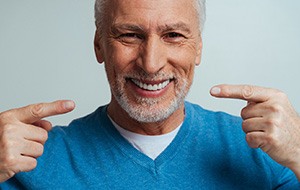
xmin=111 ymin=71 xmax=190 ymax=123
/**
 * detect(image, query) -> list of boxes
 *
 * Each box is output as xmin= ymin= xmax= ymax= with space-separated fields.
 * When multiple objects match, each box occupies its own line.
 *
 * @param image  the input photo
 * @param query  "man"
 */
xmin=1 ymin=0 xmax=300 ymax=189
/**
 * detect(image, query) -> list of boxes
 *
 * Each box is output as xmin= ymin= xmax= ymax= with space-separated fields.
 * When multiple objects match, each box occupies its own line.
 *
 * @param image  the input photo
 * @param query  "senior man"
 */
xmin=1 ymin=0 xmax=300 ymax=189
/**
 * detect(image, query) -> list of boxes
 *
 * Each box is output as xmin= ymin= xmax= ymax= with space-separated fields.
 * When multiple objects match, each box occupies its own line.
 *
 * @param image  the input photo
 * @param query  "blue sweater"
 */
xmin=1 ymin=102 xmax=299 ymax=189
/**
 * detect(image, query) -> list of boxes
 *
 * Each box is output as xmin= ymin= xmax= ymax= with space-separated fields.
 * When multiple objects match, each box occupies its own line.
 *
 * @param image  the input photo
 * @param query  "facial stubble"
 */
xmin=110 ymin=71 xmax=190 ymax=123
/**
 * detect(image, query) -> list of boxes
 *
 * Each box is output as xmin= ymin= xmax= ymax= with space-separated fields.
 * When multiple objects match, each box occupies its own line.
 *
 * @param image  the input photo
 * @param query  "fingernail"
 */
xmin=64 ymin=101 xmax=75 ymax=110
xmin=211 ymin=87 xmax=221 ymax=95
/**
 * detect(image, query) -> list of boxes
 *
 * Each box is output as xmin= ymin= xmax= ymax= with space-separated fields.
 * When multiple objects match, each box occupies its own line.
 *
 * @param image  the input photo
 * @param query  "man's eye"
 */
xmin=119 ymin=33 xmax=142 ymax=39
xmin=118 ymin=33 xmax=143 ymax=44
xmin=166 ymin=32 xmax=184 ymax=38
xmin=163 ymin=32 xmax=186 ymax=43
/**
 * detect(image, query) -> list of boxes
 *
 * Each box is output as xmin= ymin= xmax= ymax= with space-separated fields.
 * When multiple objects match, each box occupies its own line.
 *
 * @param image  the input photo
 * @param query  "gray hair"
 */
xmin=94 ymin=0 xmax=206 ymax=33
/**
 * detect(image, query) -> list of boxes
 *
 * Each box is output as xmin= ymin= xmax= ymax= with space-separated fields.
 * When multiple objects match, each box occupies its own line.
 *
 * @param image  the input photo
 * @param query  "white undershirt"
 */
xmin=108 ymin=115 xmax=182 ymax=160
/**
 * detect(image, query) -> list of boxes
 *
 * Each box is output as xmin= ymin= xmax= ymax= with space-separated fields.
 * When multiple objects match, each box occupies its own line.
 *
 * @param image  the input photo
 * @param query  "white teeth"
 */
xmin=131 ymin=79 xmax=170 ymax=91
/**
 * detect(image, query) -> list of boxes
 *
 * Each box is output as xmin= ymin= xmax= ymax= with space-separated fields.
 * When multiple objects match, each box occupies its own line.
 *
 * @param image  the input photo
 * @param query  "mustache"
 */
xmin=124 ymin=70 xmax=175 ymax=81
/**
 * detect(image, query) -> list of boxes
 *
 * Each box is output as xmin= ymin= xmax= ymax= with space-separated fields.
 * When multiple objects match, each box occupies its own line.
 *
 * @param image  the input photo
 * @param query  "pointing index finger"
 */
xmin=13 ymin=100 xmax=75 ymax=124
xmin=210 ymin=84 xmax=275 ymax=102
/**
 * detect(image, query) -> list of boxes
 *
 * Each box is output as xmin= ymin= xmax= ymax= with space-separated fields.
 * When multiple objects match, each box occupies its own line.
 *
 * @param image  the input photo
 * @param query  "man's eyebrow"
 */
xmin=111 ymin=24 xmax=144 ymax=32
xmin=158 ymin=22 xmax=191 ymax=33
xmin=111 ymin=22 xmax=192 ymax=34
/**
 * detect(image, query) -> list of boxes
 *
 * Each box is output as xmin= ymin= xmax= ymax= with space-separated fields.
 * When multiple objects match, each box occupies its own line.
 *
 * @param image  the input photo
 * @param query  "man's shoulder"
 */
xmin=51 ymin=104 xmax=109 ymax=134
xmin=184 ymin=101 xmax=242 ymax=126
xmin=44 ymin=104 xmax=112 ymax=153
xmin=67 ymin=104 xmax=108 ymax=127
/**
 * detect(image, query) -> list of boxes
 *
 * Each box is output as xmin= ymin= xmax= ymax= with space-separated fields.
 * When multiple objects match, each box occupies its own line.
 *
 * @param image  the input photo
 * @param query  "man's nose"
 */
xmin=136 ymin=36 xmax=166 ymax=74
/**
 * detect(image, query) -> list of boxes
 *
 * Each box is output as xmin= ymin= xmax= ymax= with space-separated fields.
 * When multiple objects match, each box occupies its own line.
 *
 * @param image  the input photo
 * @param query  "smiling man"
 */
xmin=95 ymin=0 xmax=202 ymax=135
xmin=1 ymin=0 xmax=300 ymax=189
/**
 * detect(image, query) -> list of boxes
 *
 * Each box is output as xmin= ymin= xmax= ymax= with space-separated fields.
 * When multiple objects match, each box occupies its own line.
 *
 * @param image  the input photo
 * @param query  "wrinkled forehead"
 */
xmin=104 ymin=0 xmax=199 ymax=30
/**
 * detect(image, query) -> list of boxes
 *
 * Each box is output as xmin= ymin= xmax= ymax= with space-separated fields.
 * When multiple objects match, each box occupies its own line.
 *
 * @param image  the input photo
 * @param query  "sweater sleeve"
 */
xmin=275 ymin=167 xmax=300 ymax=189
xmin=262 ymin=152 xmax=300 ymax=189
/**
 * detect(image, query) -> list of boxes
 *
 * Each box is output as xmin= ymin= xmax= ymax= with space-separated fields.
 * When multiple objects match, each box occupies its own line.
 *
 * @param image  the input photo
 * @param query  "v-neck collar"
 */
xmin=97 ymin=102 xmax=194 ymax=173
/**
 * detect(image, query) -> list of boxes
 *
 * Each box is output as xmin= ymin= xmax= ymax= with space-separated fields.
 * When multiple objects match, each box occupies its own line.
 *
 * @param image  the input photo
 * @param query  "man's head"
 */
xmin=95 ymin=0 xmax=206 ymax=34
xmin=94 ymin=0 xmax=205 ymax=124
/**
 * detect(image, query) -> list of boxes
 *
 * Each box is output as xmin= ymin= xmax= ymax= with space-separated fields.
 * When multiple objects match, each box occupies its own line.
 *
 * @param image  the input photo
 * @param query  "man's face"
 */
xmin=95 ymin=0 xmax=202 ymax=123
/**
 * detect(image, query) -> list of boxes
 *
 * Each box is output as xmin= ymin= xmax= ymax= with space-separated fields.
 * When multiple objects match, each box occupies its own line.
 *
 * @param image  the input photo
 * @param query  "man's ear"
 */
xmin=195 ymin=36 xmax=203 ymax=66
xmin=94 ymin=30 xmax=104 ymax=64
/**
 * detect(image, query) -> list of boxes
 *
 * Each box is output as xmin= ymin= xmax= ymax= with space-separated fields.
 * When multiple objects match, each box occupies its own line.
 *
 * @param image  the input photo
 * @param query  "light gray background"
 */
xmin=1 ymin=0 xmax=299 ymax=125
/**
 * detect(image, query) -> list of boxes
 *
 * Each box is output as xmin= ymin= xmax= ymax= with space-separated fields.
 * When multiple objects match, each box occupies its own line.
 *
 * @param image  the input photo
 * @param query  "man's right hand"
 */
xmin=0 ymin=100 xmax=75 ymax=182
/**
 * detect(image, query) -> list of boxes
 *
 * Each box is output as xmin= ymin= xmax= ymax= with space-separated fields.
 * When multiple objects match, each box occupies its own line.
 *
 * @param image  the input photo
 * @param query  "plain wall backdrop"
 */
xmin=1 ymin=0 xmax=299 ymax=125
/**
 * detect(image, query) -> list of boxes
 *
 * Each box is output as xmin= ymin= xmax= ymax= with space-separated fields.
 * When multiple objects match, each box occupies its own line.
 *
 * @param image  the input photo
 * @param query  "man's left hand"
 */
xmin=210 ymin=84 xmax=300 ymax=179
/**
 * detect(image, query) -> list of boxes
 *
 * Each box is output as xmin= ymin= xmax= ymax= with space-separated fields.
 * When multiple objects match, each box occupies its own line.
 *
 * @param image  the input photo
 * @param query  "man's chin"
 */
xmin=121 ymin=101 xmax=181 ymax=123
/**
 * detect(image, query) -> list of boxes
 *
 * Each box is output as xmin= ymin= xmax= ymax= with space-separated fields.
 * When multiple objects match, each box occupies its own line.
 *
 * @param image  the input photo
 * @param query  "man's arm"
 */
xmin=210 ymin=84 xmax=300 ymax=180
xmin=0 ymin=100 xmax=75 ymax=182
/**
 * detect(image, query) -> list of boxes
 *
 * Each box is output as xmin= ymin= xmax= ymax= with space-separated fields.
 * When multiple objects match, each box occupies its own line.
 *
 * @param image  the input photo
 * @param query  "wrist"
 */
xmin=290 ymin=166 xmax=300 ymax=181
xmin=286 ymin=150 xmax=300 ymax=181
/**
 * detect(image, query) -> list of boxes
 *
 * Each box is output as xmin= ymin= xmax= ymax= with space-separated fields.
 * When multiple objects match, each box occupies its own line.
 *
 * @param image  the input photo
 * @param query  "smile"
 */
xmin=131 ymin=79 xmax=170 ymax=91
